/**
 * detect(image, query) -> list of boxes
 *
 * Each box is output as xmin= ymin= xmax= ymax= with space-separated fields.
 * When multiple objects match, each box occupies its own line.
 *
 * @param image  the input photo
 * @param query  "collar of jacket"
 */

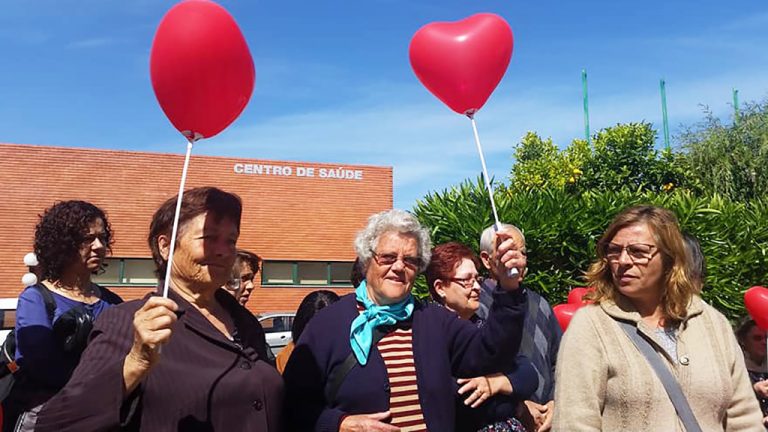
xmin=599 ymin=293 xmax=705 ymax=331
xmin=164 ymin=287 xmax=260 ymax=359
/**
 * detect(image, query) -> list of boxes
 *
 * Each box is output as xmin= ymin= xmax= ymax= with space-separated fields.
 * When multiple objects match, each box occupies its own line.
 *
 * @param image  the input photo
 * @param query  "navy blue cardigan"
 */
xmin=283 ymin=288 xmax=527 ymax=431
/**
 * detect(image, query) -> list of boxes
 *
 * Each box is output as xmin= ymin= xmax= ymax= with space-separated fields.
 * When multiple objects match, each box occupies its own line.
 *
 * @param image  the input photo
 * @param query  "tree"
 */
xmin=680 ymin=100 xmax=768 ymax=201
xmin=510 ymin=122 xmax=693 ymax=194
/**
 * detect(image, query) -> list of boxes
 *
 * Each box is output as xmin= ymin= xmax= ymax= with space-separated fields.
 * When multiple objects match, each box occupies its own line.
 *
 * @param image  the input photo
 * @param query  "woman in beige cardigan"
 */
xmin=553 ymin=206 xmax=763 ymax=431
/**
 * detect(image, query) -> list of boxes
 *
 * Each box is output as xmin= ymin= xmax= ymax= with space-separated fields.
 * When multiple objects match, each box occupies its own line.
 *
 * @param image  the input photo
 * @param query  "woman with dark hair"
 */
xmin=276 ymin=290 xmax=340 ymax=374
xmin=553 ymin=205 xmax=761 ymax=431
xmin=35 ymin=187 xmax=283 ymax=431
xmin=222 ymin=250 xmax=262 ymax=307
xmin=682 ymin=232 xmax=706 ymax=286
xmin=735 ymin=318 xmax=768 ymax=423
xmin=425 ymin=242 xmax=536 ymax=432
xmin=3 ymin=200 xmax=123 ymax=431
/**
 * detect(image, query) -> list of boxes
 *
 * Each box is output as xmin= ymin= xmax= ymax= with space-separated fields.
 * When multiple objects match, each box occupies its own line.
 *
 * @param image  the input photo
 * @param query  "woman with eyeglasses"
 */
xmin=553 ymin=205 xmax=762 ymax=431
xmin=283 ymin=209 xmax=528 ymax=432
xmin=426 ymin=242 xmax=537 ymax=432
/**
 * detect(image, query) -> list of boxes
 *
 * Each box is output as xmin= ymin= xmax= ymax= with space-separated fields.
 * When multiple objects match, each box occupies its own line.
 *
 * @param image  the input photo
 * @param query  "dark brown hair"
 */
xmin=35 ymin=200 xmax=112 ymax=280
xmin=148 ymin=187 xmax=242 ymax=279
xmin=236 ymin=249 xmax=261 ymax=275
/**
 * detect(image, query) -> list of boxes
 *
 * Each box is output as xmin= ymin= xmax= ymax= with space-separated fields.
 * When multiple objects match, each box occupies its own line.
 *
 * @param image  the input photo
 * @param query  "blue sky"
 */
xmin=1 ymin=0 xmax=767 ymax=209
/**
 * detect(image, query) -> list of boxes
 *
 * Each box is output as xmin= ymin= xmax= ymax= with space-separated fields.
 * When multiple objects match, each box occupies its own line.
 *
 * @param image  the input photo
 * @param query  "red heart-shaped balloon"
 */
xmin=409 ymin=13 xmax=513 ymax=117
xmin=553 ymin=303 xmax=582 ymax=332
xmin=745 ymin=286 xmax=768 ymax=330
xmin=568 ymin=287 xmax=595 ymax=305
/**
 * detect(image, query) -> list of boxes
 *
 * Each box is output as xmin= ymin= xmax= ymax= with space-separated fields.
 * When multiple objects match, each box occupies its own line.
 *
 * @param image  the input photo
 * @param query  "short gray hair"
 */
xmin=354 ymin=209 xmax=432 ymax=272
xmin=479 ymin=223 xmax=525 ymax=254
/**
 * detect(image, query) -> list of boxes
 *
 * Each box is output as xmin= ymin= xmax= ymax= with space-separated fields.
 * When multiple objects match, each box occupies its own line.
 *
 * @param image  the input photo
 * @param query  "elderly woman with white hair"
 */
xmin=283 ymin=209 xmax=528 ymax=432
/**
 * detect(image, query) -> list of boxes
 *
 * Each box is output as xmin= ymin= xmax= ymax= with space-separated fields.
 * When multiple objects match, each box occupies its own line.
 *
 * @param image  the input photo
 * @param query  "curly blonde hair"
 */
xmin=584 ymin=205 xmax=700 ymax=321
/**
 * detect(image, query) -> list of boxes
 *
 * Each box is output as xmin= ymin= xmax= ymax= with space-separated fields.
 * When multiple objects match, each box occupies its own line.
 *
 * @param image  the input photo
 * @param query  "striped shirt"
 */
xmin=378 ymin=327 xmax=427 ymax=431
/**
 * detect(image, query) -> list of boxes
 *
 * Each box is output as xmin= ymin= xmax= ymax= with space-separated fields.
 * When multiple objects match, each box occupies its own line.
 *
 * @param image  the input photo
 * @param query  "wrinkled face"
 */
xmin=365 ymin=231 xmax=420 ymax=305
xmin=172 ymin=212 xmax=238 ymax=290
xmin=237 ymin=261 xmax=256 ymax=306
xmin=745 ymin=325 xmax=767 ymax=362
xmin=607 ymin=223 xmax=665 ymax=303
xmin=77 ymin=218 xmax=107 ymax=274
xmin=440 ymin=258 xmax=481 ymax=319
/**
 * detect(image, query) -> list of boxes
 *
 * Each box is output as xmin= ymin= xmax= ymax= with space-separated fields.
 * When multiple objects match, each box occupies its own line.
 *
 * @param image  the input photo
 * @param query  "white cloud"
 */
xmin=67 ymin=37 xmax=117 ymax=49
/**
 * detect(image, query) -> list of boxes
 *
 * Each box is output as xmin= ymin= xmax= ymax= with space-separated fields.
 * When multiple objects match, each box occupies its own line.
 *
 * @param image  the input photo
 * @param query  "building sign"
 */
xmin=233 ymin=163 xmax=363 ymax=180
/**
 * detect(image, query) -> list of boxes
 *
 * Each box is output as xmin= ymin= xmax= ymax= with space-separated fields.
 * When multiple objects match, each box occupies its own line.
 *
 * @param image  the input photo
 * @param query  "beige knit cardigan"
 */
xmin=552 ymin=295 xmax=763 ymax=431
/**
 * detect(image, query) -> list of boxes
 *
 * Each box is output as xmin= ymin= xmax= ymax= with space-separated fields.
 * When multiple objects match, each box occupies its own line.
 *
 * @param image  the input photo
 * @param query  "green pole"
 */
xmin=660 ymin=79 xmax=670 ymax=151
xmin=582 ymin=69 xmax=591 ymax=145
xmin=733 ymin=88 xmax=740 ymax=124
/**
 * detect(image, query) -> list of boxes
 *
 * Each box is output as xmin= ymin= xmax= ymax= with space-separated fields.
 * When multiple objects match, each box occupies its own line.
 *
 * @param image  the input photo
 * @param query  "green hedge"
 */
xmin=412 ymin=179 xmax=768 ymax=322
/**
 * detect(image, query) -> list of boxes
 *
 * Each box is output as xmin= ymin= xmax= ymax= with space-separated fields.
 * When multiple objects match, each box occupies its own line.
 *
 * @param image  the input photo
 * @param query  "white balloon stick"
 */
xmin=162 ymin=141 xmax=194 ymax=298
xmin=469 ymin=116 xmax=519 ymax=278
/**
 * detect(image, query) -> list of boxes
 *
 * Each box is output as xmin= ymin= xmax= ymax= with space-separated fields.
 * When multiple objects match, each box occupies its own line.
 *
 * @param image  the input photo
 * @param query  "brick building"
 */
xmin=0 ymin=143 xmax=392 ymax=314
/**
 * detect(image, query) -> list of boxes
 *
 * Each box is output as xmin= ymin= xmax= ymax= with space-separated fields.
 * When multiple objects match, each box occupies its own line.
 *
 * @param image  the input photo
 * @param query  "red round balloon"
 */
xmin=745 ymin=286 xmax=768 ymax=330
xmin=567 ymin=287 xmax=594 ymax=305
xmin=553 ymin=303 xmax=582 ymax=332
xmin=150 ymin=0 xmax=255 ymax=141
xmin=409 ymin=13 xmax=513 ymax=117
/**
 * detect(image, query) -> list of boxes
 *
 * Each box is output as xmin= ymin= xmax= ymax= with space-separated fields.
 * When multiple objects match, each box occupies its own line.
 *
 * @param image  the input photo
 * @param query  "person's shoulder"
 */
xmin=693 ymin=297 xmax=731 ymax=328
xmin=96 ymin=295 xmax=150 ymax=323
xmin=310 ymin=294 xmax=356 ymax=325
xmin=216 ymin=289 xmax=258 ymax=322
xmin=95 ymin=284 xmax=123 ymax=305
xmin=566 ymin=304 xmax=605 ymax=333
xmin=18 ymin=283 xmax=48 ymax=302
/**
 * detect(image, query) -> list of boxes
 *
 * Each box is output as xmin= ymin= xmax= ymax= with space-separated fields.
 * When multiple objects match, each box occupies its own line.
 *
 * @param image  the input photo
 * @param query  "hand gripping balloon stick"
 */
xmin=469 ymin=116 xmax=519 ymax=278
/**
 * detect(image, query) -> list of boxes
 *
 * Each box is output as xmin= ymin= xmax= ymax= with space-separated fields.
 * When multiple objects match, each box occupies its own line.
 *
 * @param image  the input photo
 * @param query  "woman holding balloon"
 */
xmin=553 ymin=205 xmax=762 ymax=431
xmin=35 ymin=187 xmax=283 ymax=431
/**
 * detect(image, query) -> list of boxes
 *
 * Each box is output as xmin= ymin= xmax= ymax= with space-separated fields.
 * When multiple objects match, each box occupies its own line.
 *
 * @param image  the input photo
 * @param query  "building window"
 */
xmin=262 ymin=261 xmax=354 ymax=287
xmin=92 ymin=258 xmax=158 ymax=286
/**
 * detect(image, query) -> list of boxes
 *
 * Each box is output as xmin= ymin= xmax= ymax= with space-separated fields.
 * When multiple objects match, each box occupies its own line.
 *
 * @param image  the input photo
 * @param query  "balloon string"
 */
xmin=470 ymin=117 xmax=501 ymax=230
xmin=162 ymin=141 xmax=194 ymax=298
xmin=470 ymin=117 xmax=518 ymax=278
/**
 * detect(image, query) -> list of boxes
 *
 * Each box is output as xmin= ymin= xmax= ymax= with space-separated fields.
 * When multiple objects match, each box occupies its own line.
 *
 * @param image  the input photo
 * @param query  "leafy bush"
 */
xmin=412 ymin=180 xmax=768 ymax=322
xmin=510 ymin=123 xmax=694 ymax=194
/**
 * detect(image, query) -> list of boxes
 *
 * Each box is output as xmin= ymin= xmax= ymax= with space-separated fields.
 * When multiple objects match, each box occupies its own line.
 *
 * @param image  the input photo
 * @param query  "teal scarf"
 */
xmin=349 ymin=280 xmax=414 ymax=365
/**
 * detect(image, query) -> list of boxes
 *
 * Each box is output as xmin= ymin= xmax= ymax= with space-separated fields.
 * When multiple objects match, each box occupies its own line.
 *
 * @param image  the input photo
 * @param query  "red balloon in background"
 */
xmin=409 ymin=13 xmax=513 ymax=117
xmin=150 ymin=0 xmax=255 ymax=142
xmin=745 ymin=286 xmax=768 ymax=330
xmin=568 ymin=287 xmax=594 ymax=305
xmin=553 ymin=303 xmax=582 ymax=332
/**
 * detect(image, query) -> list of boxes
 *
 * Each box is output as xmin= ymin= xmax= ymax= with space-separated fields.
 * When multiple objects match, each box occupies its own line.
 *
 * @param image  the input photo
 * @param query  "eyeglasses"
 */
xmin=449 ymin=276 xmax=484 ymax=289
xmin=81 ymin=233 xmax=108 ymax=246
xmin=371 ymin=251 xmax=422 ymax=270
xmin=605 ymin=243 xmax=658 ymax=264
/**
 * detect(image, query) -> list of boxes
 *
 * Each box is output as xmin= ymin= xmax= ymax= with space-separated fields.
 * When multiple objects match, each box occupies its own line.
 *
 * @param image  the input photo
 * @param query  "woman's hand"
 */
xmin=458 ymin=376 xmax=491 ymax=408
xmin=521 ymin=400 xmax=554 ymax=432
xmin=123 ymin=296 xmax=178 ymax=393
xmin=339 ymin=411 xmax=399 ymax=432
xmin=754 ymin=379 xmax=768 ymax=398
xmin=494 ymin=230 xmax=527 ymax=290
